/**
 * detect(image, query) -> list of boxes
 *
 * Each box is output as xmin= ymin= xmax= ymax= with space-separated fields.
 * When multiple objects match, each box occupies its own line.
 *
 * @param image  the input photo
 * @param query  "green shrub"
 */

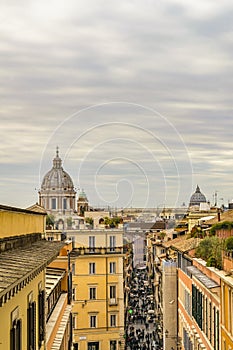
xmin=225 ymin=236 xmax=233 ymax=251
xmin=195 ymin=236 xmax=223 ymax=269
xmin=210 ymin=221 xmax=233 ymax=236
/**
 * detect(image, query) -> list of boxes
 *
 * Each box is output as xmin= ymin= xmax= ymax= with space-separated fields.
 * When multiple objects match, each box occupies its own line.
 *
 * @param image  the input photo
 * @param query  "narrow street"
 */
xmin=125 ymin=266 xmax=162 ymax=350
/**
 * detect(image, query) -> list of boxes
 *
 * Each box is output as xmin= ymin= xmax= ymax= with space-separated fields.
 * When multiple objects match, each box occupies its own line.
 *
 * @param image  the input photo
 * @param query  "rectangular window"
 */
xmin=89 ymin=236 xmax=95 ymax=252
xmin=10 ymin=307 xmax=22 ymax=350
xmin=215 ymin=309 xmax=220 ymax=350
xmin=88 ymin=342 xmax=99 ymax=350
xmin=209 ymin=302 xmax=212 ymax=342
xmin=110 ymin=314 xmax=116 ymax=327
xmin=72 ymin=287 xmax=76 ymax=301
xmin=11 ymin=319 xmax=22 ymax=350
xmin=183 ymin=328 xmax=192 ymax=350
xmin=204 ymin=297 xmax=208 ymax=336
xmin=179 ymin=253 xmax=192 ymax=275
xmin=229 ymin=290 xmax=232 ymax=333
xmin=27 ymin=301 xmax=36 ymax=350
xmin=110 ymin=341 xmax=117 ymax=350
xmin=51 ymin=198 xmax=56 ymax=209
xmin=38 ymin=290 xmax=45 ymax=348
xmin=73 ymin=314 xmax=77 ymax=330
xmin=72 ymin=263 xmax=75 ymax=275
xmin=89 ymin=287 xmax=96 ymax=300
xmin=89 ymin=263 xmax=96 ymax=274
xmin=68 ymin=272 xmax=72 ymax=305
xmin=90 ymin=315 xmax=97 ymax=328
xmin=110 ymin=285 xmax=116 ymax=299
xmin=63 ymin=198 xmax=67 ymax=210
xmin=110 ymin=262 xmax=116 ymax=274
xmin=184 ymin=289 xmax=191 ymax=316
xmin=192 ymin=284 xmax=203 ymax=330
xmin=110 ymin=236 xmax=116 ymax=252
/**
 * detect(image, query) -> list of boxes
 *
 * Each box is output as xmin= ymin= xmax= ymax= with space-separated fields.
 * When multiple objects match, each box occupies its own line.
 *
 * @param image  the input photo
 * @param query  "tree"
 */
xmin=104 ymin=216 xmax=121 ymax=228
xmin=85 ymin=217 xmax=94 ymax=228
xmin=195 ymin=236 xmax=223 ymax=269
xmin=191 ymin=225 xmax=205 ymax=238
xmin=46 ymin=214 xmax=55 ymax=229
xmin=66 ymin=217 xmax=73 ymax=228
xmin=225 ymin=236 xmax=233 ymax=251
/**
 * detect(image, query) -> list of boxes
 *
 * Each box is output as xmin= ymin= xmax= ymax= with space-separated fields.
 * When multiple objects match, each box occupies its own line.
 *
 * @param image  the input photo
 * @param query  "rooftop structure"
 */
xmin=39 ymin=147 xmax=76 ymax=216
xmin=189 ymin=185 xmax=207 ymax=207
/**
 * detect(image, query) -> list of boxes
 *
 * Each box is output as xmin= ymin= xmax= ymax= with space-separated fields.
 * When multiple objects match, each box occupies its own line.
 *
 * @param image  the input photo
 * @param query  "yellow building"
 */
xmin=0 ymin=204 xmax=65 ymax=350
xmin=70 ymin=230 xmax=125 ymax=350
xmin=220 ymin=275 xmax=233 ymax=350
xmin=45 ymin=239 xmax=74 ymax=350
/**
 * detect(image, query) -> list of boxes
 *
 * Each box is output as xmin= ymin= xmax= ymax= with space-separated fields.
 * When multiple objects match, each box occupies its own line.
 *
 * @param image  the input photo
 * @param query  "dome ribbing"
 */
xmin=189 ymin=185 xmax=206 ymax=206
xmin=41 ymin=148 xmax=74 ymax=191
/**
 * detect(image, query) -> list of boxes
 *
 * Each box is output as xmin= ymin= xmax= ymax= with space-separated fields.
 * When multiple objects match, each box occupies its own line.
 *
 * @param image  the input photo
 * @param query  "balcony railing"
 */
xmin=109 ymin=298 xmax=118 ymax=305
xmin=71 ymin=246 xmax=124 ymax=256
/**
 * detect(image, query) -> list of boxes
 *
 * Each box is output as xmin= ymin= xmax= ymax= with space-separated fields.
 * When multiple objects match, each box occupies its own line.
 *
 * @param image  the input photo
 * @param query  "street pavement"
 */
xmin=125 ymin=267 xmax=162 ymax=350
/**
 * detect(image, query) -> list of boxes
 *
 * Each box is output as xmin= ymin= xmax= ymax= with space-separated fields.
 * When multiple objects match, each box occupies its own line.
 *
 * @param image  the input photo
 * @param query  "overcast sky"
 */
xmin=1 ymin=0 xmax=233 ymax=209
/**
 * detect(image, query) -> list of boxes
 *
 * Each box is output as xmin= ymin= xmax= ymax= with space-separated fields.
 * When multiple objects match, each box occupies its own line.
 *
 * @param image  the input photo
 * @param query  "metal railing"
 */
xmin=71 ymin=246 xmax=124 ymax=256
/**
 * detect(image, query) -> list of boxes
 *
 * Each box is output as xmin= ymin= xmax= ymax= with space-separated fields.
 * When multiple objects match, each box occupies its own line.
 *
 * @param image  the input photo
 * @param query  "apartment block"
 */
xmin=70 ymin=230 xmax=125 ymax=350
xmin=0 ymin=204 xmax=64 ymax=350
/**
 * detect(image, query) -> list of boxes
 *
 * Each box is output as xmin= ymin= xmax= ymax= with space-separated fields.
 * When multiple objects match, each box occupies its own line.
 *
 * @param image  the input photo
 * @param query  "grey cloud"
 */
xmin=0 ymin=0 xmax=233 ymax=207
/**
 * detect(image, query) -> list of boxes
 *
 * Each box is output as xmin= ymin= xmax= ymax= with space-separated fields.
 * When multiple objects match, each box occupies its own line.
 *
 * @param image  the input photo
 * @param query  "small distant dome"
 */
xmin=189 ymin=185 xmax=206 ymax=206
xmin=77 ymin=188 xmax=89 ymax=216
xmin=41 ymin=148 xmax=74 ymax=191
xmin=78 ymin=189 xmax=88 ymax=201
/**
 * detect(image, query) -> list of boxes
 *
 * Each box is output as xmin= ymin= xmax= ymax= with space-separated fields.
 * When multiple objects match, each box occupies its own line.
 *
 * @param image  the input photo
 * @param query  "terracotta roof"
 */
xmin=170 ymin=237 xmax=200 ymax=253
xmin=174 ymin=227 xmax=187 ymax=233
xmin=205 ymin=210 xmax=233 ymax=225
xmin=127 ymin=222 xmax=165 ymax=230
xmin=162 ymin=236 xmax=186 ymax=248
xmin=0 ymin=240 xmax=65 ymax=306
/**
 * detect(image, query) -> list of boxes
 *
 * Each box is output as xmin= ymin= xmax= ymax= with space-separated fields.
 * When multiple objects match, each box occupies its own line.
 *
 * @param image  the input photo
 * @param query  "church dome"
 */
xmin=39 ymin=148 xmax=76 ymax=215
xmin=189 ymin=185 xmax=206 ymax=206
xmin=78 ymin=189 xmax=88 ymax=201
xmin=41 ymin=148 xmax=74 ymax=191
xmin=77 ymin=189 xmax=89 ymax=216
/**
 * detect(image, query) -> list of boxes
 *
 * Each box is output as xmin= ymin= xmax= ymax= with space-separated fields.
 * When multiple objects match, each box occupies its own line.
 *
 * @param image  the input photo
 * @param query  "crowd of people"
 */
xmin=125 ymin=266 xmax=161 ymax=350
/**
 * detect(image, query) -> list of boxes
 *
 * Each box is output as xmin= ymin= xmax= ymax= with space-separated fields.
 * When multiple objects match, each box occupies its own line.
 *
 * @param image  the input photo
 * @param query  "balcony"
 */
xmin=46 ymin=292 xmax=72 ymax=350
xmin=109 ymin=298 xmax=118 ymax=306
xmin=71 ymin=247 xmax=124 ymax=256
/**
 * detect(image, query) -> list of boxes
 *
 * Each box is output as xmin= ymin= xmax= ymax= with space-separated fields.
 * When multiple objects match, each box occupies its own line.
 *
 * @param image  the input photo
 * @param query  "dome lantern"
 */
xmin=53 ymin=146 xmax=62 ymax=169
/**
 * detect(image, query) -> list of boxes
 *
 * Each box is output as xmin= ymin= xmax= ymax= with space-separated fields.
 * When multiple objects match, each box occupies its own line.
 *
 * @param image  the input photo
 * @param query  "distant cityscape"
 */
xmin=0 ymin=148 xmax=233 ymax=350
